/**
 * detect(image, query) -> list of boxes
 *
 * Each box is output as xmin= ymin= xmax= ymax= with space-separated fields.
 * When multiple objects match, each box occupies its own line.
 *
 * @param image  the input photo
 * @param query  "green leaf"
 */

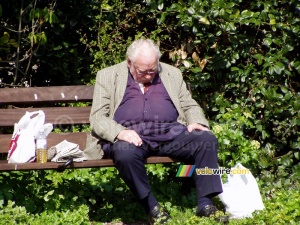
xmin=0 ymin=32 xmax=10 ymax=44
xmin=29 ymin=9 xmax=35 ymax=20
xmin=274 ymin=62 xmax=285 ymax=75
xmin=270 ymin=19 xmax=276 ymax=25
xmin=262 ymin=130 xmax=269 ymax=139
xmin=199 ymin=17 xmax=210 ymax=25
xmin=227 ymin=22 xmax=236 ymax=31
xmin=268 ymin=65 xmax=274 ymax=75
xmin=157 ymin=12 xmax=167 ymax=24
xmin=35 ymin=8 xmax=41 ymax=19
xmin=187 ymin=7 xmax=195 ymax=15
xmin=230 ymin=67 xmax=240 ymax=71
xmin=28 ymin=33 xmax=37 ymax=44
xmin=232 ymin=9 xmax=240 ymax=19
xmin=280 ymin=86 xmax=288 ymax=93
xmin=293 ymin=99 xmax=300 ymax=110
xmin=272 ymin=38 xmax=281 ymax=45
xmin=292 ymin=61 xmax=300 ymax=73
xmin=256 ymin=124 xmax=263 ymax=131
xmin=44 ymin=190 xmax=55 ymax=202
xmin=223 ymin=139 xmax=230 ymax=145
xmin=53 ymin=45 xmax=62 ymax=51
xmin=8 ymin=39 xmax=18 ymax=48
xmin=40 ymin=32 xmax=47 ymax=45
xmin=102 ymin=4 xmax=113 ymax=10
xmin=253 ymin=54 xmax=264 ymax=65
xmin=241 ymin=10 xmax=254 ymax=18
xmin=49 ymin=10 xmax=57 ymax=23
xmin=190 ymin=67 xmax=202 ymax=73
xmin=283 ymin=44 xmax=294 ymax=52
xmin=158 ymin=3 xmax=164 ymax=11
xmin=170 ymin=3 xmax=183 ymax=10
xmin=263 ymin=38 xmax=272 ymax=46
xmin=294 ymin=152 xmax=299 ymax=159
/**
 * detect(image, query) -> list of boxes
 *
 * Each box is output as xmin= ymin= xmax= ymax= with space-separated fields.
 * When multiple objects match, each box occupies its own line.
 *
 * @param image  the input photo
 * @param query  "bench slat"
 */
xmin=0 ymin=85 xmax=94 ymax=105
xmin=0 ymin=132 xmax=88 ymax=154
xmin=0 ymin=107 xmax=91 ymax=126
xmin=0 ymin=157 xmax=177 ymax=171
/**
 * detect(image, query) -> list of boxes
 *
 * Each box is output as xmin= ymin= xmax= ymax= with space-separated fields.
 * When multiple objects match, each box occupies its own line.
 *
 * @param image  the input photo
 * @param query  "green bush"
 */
xmin=1 ymin=169 xmax=299 ymax=224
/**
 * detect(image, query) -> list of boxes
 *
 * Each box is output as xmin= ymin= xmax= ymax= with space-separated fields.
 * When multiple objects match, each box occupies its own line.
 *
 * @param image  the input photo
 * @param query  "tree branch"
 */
xmin=14 ymin=0 xmax=24 ymax=84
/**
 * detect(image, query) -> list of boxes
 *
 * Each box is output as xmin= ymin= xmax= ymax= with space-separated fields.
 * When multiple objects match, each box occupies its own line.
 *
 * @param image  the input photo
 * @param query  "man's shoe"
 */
xmin=148 ymin=205 xmax=171 ymax=225
xmin=197 ymin=205 xmax=229 ymax=224
xmin=196 ymin=205 xmax=217 ymax=217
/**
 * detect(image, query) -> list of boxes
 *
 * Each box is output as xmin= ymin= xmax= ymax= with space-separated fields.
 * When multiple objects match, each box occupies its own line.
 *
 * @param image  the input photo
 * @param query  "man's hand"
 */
xmin=187 ymin=123 xmax=209 ymax=132
xmin=117 ymin=129 xmax=143 ymax=146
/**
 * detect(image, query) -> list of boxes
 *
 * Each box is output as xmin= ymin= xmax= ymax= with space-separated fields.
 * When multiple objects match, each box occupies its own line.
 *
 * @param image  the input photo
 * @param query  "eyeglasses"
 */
xmin=132 ymin=63 xmax=159 ymax=76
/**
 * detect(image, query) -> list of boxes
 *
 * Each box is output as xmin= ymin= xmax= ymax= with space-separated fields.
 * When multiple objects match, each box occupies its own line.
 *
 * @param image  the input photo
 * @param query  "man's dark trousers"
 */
xmin=105 ymin=130 xmax=223 ymax=200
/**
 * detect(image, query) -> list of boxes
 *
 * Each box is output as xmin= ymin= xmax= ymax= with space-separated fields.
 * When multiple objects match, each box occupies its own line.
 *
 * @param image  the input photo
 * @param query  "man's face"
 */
xmin=128 ymin=51 xmax=159 ymax=84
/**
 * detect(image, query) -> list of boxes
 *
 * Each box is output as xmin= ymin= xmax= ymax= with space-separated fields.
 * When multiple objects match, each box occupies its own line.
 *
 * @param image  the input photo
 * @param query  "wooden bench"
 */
xmin=0 ymin=85 xmax=177 ymax=172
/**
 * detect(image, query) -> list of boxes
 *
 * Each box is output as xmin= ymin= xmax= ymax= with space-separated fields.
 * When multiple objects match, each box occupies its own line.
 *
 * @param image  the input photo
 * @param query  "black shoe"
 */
xmin=197 ymin=205 xmax=217 ymax=217
xmin=197 ymin=205 xmax=229 ymax=224
xmin=148 ymin=205 xmax=171 ymax=225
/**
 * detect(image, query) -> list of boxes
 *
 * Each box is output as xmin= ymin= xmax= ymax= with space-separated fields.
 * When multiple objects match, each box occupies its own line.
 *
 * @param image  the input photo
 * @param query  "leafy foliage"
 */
xmin=0 ymin=0 xmax=94 ymax=87
xmin=0 ymin=168 xmax=299 ymax=224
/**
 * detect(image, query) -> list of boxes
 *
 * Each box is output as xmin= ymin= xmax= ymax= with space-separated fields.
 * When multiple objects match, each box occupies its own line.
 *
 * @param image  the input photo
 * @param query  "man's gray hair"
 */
xmin=126 ymin=39 xmax=162 ymax=62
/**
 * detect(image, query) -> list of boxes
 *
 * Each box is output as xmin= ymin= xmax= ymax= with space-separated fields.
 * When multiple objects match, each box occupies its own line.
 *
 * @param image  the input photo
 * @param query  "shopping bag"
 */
xmin=7 ymin=110 xmax=45 ymax=163
xmin=218 ymin=163 xmax=265 ymax=218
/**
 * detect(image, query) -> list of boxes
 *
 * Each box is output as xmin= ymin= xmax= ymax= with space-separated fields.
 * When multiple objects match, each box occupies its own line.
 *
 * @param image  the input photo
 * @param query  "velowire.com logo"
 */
xmin=176 ymin=165 xmax=250 ymax=177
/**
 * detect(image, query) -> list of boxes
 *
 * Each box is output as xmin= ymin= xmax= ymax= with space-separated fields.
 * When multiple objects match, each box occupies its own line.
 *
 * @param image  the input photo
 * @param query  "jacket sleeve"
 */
xmin=168 ymin=65 xmax=209 ymax=127
xmin=178 ymin=76 xmax=209 ymax=127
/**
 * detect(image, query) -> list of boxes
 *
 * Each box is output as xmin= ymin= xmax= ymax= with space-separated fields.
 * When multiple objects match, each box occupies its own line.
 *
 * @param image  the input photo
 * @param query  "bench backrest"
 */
xmin=0 ymin=85 xmax=94 ymax=158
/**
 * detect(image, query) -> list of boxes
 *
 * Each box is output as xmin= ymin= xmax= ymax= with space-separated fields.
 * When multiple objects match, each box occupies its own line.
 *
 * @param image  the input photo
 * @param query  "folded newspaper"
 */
xmin=49 ymin=140 xmax=85 ymax=162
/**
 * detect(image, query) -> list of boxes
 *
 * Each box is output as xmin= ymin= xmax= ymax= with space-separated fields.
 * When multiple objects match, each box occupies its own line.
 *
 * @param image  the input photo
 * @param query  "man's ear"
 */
xmin=127 ymin=59 xmax=132 ymax=68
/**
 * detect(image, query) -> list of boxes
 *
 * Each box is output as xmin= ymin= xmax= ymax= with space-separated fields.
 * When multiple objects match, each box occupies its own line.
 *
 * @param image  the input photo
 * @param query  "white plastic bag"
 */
xmin=218 ymin=163 xmax=265 ymax=219
xmin=7 ymin=110 xmax=45 ymax=163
